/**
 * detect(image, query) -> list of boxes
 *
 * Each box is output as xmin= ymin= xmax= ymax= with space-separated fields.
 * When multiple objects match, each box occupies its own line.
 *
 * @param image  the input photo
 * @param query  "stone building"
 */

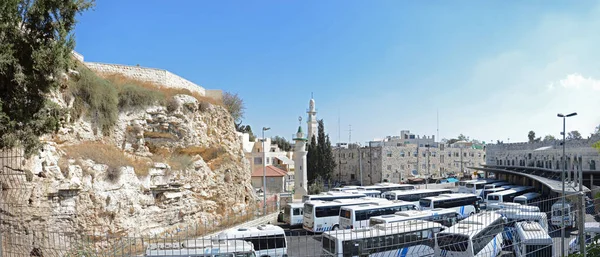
xmin=334 ymin=132 xmax=486 ymax=185
xmin=485 ymin=135 xmax=600 ymax=179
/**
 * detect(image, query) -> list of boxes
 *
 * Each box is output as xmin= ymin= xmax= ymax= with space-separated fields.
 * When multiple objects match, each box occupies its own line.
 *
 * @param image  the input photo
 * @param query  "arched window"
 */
xmin=591 ymin=160 xmax=597 ymax=170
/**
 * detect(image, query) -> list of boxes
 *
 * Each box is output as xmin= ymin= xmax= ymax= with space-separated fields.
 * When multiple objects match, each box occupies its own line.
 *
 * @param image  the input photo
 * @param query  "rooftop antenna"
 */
xmin=437 ymin=109 xmax=439 ymax=142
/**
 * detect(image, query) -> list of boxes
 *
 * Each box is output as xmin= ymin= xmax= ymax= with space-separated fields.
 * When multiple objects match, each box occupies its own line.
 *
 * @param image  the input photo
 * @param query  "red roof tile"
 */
xmin=252 ymin=165 xmax=287 ymax=177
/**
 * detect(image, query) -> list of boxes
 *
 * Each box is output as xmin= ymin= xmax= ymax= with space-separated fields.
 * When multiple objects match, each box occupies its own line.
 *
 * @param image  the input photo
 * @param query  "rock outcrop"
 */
xmin=2 ymin=91 xmax=256 ymax=254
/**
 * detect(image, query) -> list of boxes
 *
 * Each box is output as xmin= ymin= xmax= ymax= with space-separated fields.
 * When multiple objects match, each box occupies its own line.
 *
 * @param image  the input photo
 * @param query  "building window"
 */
xmin=413 ymin=151 xmax=418 ymax=157
xmin=478 ymin=152 xmax=482 ymax=157
xmin=350 ymin=174 xmax=355 ymax=180
xmin=432 ymin=152 xmax=437 ymax=157
xmin=448 ymin=152 xmax=452 ymax=157
xmin=432 ymin=164 xmax=436 ymax=169
xmin=387 ymin=165 xmax=392 ymax=171
xmin=422 ymin=164 xmax=426 ymax=169
xmin=419 ymin=144 xmax=424 ymax=147
xmin=591 ymin=160 xmax=596 ymax=170
xmin=440 ymin=155 xmax=445 ymax=163
xmin=401 ymin=164 xmax=405 ymax=170
xmin=440 ymin=144 xmax=445 ymax=151
xmin=463 ymin=152 xmax=467 ymax=157
xmin=386 ymin=151 xmax=392 ymax=157
xmin=400 ymin=151 xmax=405 ymax=157
xmin=254 ymin=157 xmax=262 ymax=165
xmin=422 ymin=153 xmax=426 ymax=157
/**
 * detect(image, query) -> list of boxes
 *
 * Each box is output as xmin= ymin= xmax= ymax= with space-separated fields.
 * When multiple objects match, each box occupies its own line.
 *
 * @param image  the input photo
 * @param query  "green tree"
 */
xmin=543 ymin=135 xmax=556 ymax=141
xmin=568 ymin=130 xmax=583 ymax=140
xmin=595 ymin=124 xmax=600 ymax=135
xmin=307 ymin=135 xmax=318 ymax=183
xmin=457 ymin=134 xmax=469 ymax=141
xmin=528 ymin=131 xmax=536 ymax=143
xmin=223 ymin=92 xmax=245 ymax=124
xmin=321 ymin=134 xmax=336 ymax=181
xmin=446 ymin=138 xmax=459 ymax=145
xmin=0 ymin=0 xmax=93 ymax=156
xmin=271 ymin=136 xmax=292 ymax=152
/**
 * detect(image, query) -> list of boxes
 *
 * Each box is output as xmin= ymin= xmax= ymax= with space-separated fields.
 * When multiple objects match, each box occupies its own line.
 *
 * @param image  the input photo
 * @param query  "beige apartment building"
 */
xmin=334 ymin=132 xmax=486 ymax=185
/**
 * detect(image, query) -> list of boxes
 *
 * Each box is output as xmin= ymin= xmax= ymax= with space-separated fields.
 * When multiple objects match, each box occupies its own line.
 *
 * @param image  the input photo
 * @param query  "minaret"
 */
xmin=293 ymin=119 xmax=308 ymax=199
xmin=307 ymin=95 xmax=317 ymax=142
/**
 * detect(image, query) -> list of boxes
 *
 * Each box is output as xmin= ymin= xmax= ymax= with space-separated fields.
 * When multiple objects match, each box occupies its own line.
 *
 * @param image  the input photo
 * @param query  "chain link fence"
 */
xmin=2 ymin=147 xmax=599 ymax=256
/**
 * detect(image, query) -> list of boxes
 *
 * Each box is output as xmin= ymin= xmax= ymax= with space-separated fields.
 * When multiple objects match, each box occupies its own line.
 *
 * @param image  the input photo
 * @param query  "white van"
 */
xmin=218 ymin=224 xmax=287 ymax=257
xmin=283 ymin=202 xmax=304 ymax=227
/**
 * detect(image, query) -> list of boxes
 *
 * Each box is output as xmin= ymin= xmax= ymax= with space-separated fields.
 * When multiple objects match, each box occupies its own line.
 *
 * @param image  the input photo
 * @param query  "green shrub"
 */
xmin=69 ymin=67 xmax=118 ymax=134
xmin=117 ymin=83 xmax=165 ymax=109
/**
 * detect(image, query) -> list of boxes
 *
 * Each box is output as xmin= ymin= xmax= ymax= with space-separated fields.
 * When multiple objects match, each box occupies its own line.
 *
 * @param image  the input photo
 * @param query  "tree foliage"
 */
xmin=528 ymin=131 xmax=536 ymax=143
xmin=306 ymin=120 xmax=336 ymax=184
xmin=223 ymin=92 xmax=245 ymax=124
xmin=271 ymin=136 xmax=291 ymax=152
xmin=543 ymin=135 xmax=556 ymax=141
xmin=0 ymin=0 xmax=93 ymax=156
xmin=236 ymin=124 xmax=256 ymax=141
xmin=457 ymin=134 xmax=469 ymax=141
xmin=568 ymin=130 xmax=583 ymax=140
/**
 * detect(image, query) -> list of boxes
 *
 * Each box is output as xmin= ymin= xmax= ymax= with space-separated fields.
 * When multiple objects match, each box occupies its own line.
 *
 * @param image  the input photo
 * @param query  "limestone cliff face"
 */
xmin=5 ymin=93 xmax=256 ymax=252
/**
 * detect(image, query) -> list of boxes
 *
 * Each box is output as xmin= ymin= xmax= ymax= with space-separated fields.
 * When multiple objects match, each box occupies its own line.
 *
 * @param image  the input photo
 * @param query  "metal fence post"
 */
xmin=579 ymin=158 xmax=586 ymax=256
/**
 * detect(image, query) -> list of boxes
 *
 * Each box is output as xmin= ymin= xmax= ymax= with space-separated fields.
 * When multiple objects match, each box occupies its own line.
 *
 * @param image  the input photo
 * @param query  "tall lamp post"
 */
xmin=557 ymin=112 xmax=577 ymax=257
xmin=262 ymin=127 xmax=271 ymax=216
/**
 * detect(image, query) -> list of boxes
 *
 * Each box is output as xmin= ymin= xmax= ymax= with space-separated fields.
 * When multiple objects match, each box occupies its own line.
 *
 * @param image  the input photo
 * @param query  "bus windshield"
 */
xmin=420 ymin=199 xmax=431 ymax=208
xmin=340 ymin=209 xmax=351 ymax=219
xmin=304 ymin=204 xmax=313 ymax=215
xmin=466 ymin=184 xmax=474 ymax=188
xmin=488 ymin=195 xmax=500 ymax=201
xmin=437 ymin=234 xmax=469 ymax=252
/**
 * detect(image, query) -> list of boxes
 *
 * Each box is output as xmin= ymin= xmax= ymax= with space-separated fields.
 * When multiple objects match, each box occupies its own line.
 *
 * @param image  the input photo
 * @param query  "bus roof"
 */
xmin=369 ymin=209 xmax=456 ymax=223
xmin=440 ymin=212 xmax=504 ymax=239
xmin=147 ymin=240 xmax=253 ymax=255
xmin=515 ymin=222 xmax=552 ymax=244
xmin=484 ymin=188 xmax=506 ymax=192
xmin=487 ymin=187 xmax=532 ymax=196
xmin=423 ymin=193 xmax=478 ymax=201
xmin=583 ymin=222 xmax=600 ymax=233
xmin=218 ymin=224 xmax=285 ymax=239
xmin=286 ymin=202 xmax=305 ymax=208
xmin=306 ymin=197 xmax=388 ymax=207
xmin=323 ymin=220 xmax=443 ymax=241
xmin=384 ymin=188 xmax=451 ymax=196
xmin=340 ymin=200 xmax=416 ymax=211
xmin=514 ymin=192 xmax=542 ymax=199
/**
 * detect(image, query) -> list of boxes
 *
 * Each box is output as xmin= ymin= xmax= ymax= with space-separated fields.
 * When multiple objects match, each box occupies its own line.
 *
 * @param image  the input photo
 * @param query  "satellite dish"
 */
xmin=411 ymin=170 xmax=419 ymax=176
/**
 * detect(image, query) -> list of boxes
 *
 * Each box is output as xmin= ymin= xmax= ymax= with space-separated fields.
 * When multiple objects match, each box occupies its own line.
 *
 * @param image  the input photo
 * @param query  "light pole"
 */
xmin=558 ymin=112 xmax=577 ymax=257
xmin=262 ymin=127 xmax=270 ymax=216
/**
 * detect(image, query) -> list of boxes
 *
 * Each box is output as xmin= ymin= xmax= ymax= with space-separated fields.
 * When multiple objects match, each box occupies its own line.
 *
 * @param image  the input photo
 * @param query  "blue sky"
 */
xmin=74 ymin=1 xmax=600 ymax=144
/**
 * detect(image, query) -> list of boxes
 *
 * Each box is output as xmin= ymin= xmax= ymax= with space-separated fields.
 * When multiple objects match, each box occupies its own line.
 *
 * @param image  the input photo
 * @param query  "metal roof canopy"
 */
xmin=472 ymin=166 xmax=590 ymax=195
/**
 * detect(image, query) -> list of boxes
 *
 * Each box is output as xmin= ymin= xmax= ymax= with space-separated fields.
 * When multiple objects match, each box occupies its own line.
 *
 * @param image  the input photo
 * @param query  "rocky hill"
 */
xmin=2 ymin=63 xmax=256 ymax=253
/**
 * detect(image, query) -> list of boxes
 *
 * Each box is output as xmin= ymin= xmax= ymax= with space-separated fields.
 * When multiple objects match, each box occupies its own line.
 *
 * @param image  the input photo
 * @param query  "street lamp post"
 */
xmin=262 ymin=127 xmax=270 ymax=216
xmin=557 ymin=112 xmax=577 ymax=257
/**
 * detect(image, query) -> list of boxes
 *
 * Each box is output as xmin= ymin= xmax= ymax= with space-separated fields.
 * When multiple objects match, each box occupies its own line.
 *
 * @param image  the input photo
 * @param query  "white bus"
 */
xmin=462 ymin=181 xmax=488 ymax=198
xmin=146 ymin=240 xmax=256 ymax=257
xmin=339 ymin=201 xmax=418 ymax=229
xmin=283 ymin=202 xmax=304 ymax=227
xmin=330 ymin=186 xmax=360 ymax=192
xmin=496 ymin=209 xmax=548 ymax=245
xmin=513 ymin=192 xmax=542 ymax=206
xmin=302 ymin=192 xmax=366 ymax=202
xmin=483 ymin=181 xmax=511 ymax=190
xmin=322 ymin=220 xmax=446 ymax=257
xmin=369 ymin=208 xmax=459 ymax=228
xmin=435 ymin=212 xmax=505 ymax=257
xmin=358 ymin=183 xmax=416 ymax=194
xmin=217 ymin=224 xmax=287 ymax=257
xmin=551 ymin=200 xmax=577 ymax=228
xmin=486 ymin=202 xmax=540 ymax=213
xmin=486 ymin=186 xmax=534 ymax=205
xmin=382 ymin=189 xmax=452 ymax=204
xmin=482 ymin=187 xmax=505 ymax=201
xmin=569 ymin=222 xmax=600 ymax=254
xmin=513 ymin=221 xmax=553 ymax=257
xmin=419 ymin=193 xmax=480 ymax=219
xmin=352 ymin=190 xmax=382 ymax=198
xmin=457 ymin=179 xmax=478 ymax=193
xmin=303 ymin=198 xmax=388 ymax=232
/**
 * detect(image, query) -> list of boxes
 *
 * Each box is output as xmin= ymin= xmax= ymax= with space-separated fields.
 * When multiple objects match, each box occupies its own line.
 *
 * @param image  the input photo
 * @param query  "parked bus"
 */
xmin=146 ymin=240 xmax=256 ymax=257
xmin=496 ymin=209 xmax=548 ymax=245
xmin=303 ymin=198 xmax=388 ymax=232
xmin=217 ymin=224 xmax=287 ymax=257
xmin=419 ymin=193 xmax=480 ymax=219
xmin=513 ymin=192 xmax=542 ymax=206
xmin=322 ymin=220 xmax=446 ymax=257
xmin=569 ymin=222 xmax=600 ymax=254
xmin=302 ymin=192 xmax=366 ymax=203
xmin=435 ymin=212 xmax=505 ymax=257
xmin=462 ymin=181 xmax=488 ymax=197
xmin=339 ymin=201 xmax=418 ymax=229
xmin=482 ymin=187 xmax=506 ymax=202
xmin=551 ymin=200 xmax=577 ymax=228
xmin=352 ymin=190 xmax=382 ymax=198
xmin=330 ymin=186 xmax=360 ymax=192
xmin=483 ymin=181 xmax=511 ymax=190
xmin=382 ymin=189 xmax=452 ymax=204
xmin=486 ymin=202 xmax=540 ymax=213
xmin=369 ymin=208 xmax=459 ymax=228
xmin=486 ymin=186 xmax=534 ymax=205
xmin=457 ymin=179 xmax=478 ymax=193
xmin=283 ymin=202 xmax=304 ymax=227
xmin=357 ymin=183 xmax=416 ymax=194
xmin=513 ymin=221 xmax=553 ymax=257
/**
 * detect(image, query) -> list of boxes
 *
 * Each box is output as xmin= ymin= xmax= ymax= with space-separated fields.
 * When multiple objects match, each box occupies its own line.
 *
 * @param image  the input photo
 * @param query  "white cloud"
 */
xmin=552 ymin=73 xmax=600 ymax=91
